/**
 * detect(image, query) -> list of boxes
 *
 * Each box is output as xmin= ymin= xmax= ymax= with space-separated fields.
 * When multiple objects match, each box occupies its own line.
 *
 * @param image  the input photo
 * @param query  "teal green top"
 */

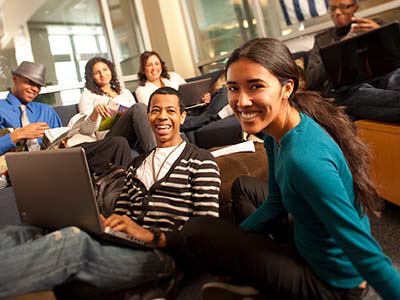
xmin=241 ymin=112 xmax=400 ymax=299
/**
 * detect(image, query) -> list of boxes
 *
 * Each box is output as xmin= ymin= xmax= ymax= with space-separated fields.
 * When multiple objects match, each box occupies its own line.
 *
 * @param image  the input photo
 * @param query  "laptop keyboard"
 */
xmin=104 ymin=226 xmax=151 ymax=247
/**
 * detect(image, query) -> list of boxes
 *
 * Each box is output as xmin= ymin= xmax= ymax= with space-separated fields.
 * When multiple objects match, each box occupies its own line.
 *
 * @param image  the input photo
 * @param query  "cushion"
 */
xmin=213 ymin=142 xmax=268 ymax=222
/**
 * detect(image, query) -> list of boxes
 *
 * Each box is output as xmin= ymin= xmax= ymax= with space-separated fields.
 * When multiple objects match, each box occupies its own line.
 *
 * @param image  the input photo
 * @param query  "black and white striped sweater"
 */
xmin=114 ymin=143 xmax=220 ymax=231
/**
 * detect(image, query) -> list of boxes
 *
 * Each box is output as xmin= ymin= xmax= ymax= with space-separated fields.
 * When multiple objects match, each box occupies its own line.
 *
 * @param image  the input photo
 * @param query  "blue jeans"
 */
xmin=0 ymin=225 xmax=174 ymax=298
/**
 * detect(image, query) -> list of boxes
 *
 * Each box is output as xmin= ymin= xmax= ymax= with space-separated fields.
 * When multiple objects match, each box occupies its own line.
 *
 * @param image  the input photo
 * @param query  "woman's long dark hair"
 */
xmin=226 ymin=38 xmax=381 ymax=215
xmin=84 ymin=57 xmax=121 ymax=95
xmin=137 ymin=51 xmax=170 ymax=86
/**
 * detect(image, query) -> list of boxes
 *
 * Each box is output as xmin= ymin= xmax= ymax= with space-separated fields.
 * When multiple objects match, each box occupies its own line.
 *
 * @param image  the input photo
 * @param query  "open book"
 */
xmin=210 ymin=140 xmax=255 ymax=158
xmin=98 ymin=99 xmax=129 ymax=131
xmin=41 ymin=113 xmax=86 ymax=150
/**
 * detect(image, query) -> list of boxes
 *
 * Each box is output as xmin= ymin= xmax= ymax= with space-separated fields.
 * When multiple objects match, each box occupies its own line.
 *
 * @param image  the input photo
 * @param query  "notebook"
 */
xmin=178 ymin=77 xmax=212 ymax=109
xmin=5 ymin=148 xmax=153 ymax=250
xmin=319 ymin=22 xmax=400 ymax=90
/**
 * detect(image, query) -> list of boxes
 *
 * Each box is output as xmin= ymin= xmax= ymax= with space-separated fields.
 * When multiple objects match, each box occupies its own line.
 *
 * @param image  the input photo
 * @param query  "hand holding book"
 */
xmin=98 ymin=99 xmax=129 ymax=131
xmin=41 ymin=113 xmax=87 ymax=150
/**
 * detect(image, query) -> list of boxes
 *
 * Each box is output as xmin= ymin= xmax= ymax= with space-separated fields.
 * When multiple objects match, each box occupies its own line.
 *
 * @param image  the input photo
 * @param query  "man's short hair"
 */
xmin=148 ymin=86 xmax=185 ymax=113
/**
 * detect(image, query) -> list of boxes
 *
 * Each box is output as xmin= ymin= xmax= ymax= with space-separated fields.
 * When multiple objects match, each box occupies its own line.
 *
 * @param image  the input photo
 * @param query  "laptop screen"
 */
xmin=319 ymin=22 xmax=400 ymax=90
xmin=178 ymin=77 xmax=212 ymax=107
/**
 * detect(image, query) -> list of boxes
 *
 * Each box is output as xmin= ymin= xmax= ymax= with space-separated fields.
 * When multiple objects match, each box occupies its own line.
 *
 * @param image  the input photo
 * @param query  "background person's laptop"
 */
xmin=178 ymin=77 xmax=212 ymax=109
xmin=5 ymin=148 xmax=152 ymax=250
xmin=319 ymin=22 xmax=400 ymax=90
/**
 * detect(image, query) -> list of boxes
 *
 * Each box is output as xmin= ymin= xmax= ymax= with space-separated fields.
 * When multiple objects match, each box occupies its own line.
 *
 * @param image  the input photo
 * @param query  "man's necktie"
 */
xmin=20 ymin=104 xmax=41 ymax=151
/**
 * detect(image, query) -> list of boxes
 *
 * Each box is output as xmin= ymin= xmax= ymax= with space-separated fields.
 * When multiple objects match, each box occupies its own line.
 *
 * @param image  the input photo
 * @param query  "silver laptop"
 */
xmin=179 ymin=77 xmax=212 ymax=109
xmin=5 ymin=148 xmax=152 ymax=250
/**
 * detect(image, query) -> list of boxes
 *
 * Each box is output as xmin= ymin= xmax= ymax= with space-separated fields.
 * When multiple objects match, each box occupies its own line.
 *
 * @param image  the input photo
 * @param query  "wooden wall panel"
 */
xmin=356 ymin=120 xmax=400 ymax=206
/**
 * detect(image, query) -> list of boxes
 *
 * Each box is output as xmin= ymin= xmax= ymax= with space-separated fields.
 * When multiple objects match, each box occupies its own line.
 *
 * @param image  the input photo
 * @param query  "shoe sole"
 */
xmin=201 ymin=282 xmax=263 ymax=300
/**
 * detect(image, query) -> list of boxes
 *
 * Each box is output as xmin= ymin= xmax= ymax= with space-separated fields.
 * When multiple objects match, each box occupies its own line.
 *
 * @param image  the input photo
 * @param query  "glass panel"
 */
xmin=73 ymin=35 xmax=98 ymax=54
xmin=48 ymin=35 xmax=73 ymax=55
xmin=98 ymin=35 xmax=108 ymax=53
xmin=260 ymin=0 xmax=396 ymax=39
xmin=54 ymin=61 xmax=78 ymax=83
xmin=124 ymin=80 xmax=139 ymax=96
xmin=184 ymin=0 xmax=398 ymax=69
xmin=184 ymin=0 xmax=258 ymax=62
xmin=35 ymin=88 xmax=84 ymax=107
xmin=26 ymin=0 xmax=108 ymax=86
xmin=108 ymin=0 xmax=145 ymax=76
xmin=60 ymin=89 xmax=82 ymax=105
xmin=78 ymin=60 xmax=88 ymax=80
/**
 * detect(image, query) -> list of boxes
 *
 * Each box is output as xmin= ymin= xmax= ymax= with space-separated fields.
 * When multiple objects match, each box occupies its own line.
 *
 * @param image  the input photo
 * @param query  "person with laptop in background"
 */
xmin=306 ymin=0 xmax=400 ymax=123
xmin=135 ymin=50 xmax=212 ymax=106
xmin=0 ymin=86 xmax=220 ymax=299
xmin=0 ymin=61 xmax=133 ymax=177
xmin=136 ymin=51 xmax=234 ymax=142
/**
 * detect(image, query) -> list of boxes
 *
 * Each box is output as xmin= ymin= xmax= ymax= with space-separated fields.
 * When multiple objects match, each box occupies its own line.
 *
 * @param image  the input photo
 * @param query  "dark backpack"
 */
xmin=93 ymin=166 xmax=126 ymax=217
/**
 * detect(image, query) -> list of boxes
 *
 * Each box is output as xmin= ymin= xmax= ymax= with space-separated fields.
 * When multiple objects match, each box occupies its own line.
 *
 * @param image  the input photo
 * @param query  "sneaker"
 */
xmin=201 ymin=282 xmax=264 ymax=300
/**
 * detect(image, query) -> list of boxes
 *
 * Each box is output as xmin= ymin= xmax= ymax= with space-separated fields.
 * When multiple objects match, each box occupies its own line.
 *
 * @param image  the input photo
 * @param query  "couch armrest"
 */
xmin=213 ymin=142 xmax=268 ymax=222
xmin=356 ymin=120 xmax=400 ymax=206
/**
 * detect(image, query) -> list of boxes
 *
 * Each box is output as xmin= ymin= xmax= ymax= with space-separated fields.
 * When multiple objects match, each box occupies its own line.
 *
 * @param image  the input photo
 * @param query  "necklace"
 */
xmin=151 ymin=141 xmax=184 ymax=182
xmin=102 ymin=88 xmax=116 ymax=98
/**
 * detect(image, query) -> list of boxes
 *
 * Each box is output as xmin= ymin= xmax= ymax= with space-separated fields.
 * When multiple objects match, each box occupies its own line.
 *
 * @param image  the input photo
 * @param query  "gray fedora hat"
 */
xmin=11 ymin=61 xmax=46 ymax=87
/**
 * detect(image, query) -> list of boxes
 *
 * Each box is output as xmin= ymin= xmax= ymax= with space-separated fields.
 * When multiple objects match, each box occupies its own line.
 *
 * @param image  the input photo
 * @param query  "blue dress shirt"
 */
xmin=0 ymin=92 xmax=62 ymax=155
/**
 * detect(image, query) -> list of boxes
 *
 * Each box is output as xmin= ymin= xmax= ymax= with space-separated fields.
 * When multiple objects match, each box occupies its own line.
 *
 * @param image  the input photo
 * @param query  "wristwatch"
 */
xmin=148 ymin=227 xmax=162 ymax=247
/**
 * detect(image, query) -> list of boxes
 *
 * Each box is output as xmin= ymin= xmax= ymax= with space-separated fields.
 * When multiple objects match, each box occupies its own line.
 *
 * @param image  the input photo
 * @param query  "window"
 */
xmin=25 ymin=0 xmax=109 ymax=106
xmin=108 ymin=0 xmax=146 ymax=76
xmin=184 ymin=0 xmax=258 ymax=63
xmin=184 ymin=0 xmax=399 ymax=71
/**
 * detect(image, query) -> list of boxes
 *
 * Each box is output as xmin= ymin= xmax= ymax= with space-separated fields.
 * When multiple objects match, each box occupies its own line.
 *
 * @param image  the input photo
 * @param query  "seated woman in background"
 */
xmin=135 ymin=50 xmax=211 ymax=106
xmin=79 ymin=57 xmax=155 ymax=154
xmin=177 ymin=38 xmax=400 ymax=300
xmin=135 ymin=51 xmax=232 ymax=143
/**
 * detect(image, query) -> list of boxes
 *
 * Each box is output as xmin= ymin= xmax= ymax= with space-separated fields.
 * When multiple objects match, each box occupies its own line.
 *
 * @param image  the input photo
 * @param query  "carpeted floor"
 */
xmin=176 ymin=200 xmax=400 ymax=300
xmin=363 ymin=201 xmax=400 ymax=300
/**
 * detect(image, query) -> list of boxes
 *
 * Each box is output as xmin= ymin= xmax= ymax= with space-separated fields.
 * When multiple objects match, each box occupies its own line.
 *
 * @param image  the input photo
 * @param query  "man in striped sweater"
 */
xmin=0 ymin=86 xmax=220 ymax=299
xmin=105 ymin=86 xmax=221 ymax=248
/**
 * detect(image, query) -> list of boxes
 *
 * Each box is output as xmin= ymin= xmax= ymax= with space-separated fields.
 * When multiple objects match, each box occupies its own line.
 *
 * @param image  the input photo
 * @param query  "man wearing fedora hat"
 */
xmin=0 ymin=61 xmax=133 ymax=172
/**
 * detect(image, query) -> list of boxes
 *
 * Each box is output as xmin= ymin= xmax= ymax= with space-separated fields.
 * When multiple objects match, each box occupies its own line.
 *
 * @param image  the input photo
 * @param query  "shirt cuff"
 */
xmin=0 ymin=133 xmax=16 ymax=155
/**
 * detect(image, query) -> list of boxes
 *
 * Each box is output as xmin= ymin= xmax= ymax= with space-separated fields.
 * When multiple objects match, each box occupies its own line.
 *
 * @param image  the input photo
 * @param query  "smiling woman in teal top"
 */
xmin=177 ymin=37 xmax=400 ymax=300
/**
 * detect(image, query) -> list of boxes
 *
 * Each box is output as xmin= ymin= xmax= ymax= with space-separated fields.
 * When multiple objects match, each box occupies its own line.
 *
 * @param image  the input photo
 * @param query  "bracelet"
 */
xmin=148 ymin=227 xmax=162 ymax=248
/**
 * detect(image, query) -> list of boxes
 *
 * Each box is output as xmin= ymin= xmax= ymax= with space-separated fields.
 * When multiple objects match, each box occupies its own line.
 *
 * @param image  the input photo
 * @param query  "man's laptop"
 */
xmin=319 ymin=22 xmax=400 ymax=90
xmin=178 ymin=77 xmax=212 ymax=109
xmin=5 ymin=148 xmax=152 ymax=250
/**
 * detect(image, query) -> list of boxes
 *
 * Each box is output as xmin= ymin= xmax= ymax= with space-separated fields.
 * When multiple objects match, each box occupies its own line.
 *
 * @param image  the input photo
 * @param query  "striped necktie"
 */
xmin=20 ymin=104 xmax=41 ymax=151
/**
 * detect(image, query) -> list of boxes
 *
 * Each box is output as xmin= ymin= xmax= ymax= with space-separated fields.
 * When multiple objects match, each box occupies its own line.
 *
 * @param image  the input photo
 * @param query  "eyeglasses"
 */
xmin=329 ymin=3 xmax=356 ymax=12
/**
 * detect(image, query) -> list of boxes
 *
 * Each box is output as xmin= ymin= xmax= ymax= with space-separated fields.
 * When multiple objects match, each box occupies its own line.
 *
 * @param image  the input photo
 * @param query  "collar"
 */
xmin=6 ymin=92 xmax=34 ymax=113
xmin=334 ymin=24 xmax=352 ymax=39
